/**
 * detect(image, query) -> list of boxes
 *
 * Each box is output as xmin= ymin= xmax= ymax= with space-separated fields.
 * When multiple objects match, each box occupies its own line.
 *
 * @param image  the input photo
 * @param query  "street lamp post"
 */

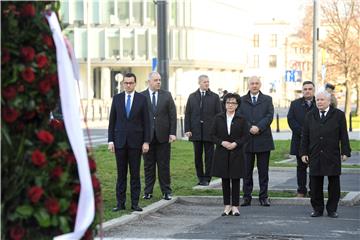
xmin=156 ymin=0 xmax=169 ymax=91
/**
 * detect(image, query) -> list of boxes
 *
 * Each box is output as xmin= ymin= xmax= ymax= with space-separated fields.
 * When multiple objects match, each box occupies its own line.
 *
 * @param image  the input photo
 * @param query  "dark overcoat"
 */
xmin=237 ymin=91 xmax=274 ymax=152
xmin=211 ymin=113 xmax=249 ymax=178
xmin=287 ymin=97 xmax=316 ymax=155
xmin=299 ymin=107 xmax=351 ymax=176
xmin=184 ymin=89 xmax=222 ymax=142
xmin=141 ymin=89 xmax=177 ymax=143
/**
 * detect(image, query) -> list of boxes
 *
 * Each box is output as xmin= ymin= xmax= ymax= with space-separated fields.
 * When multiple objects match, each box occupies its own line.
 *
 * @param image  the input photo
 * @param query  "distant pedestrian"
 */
xmin=238 ymin=76 xmax=274 ymax=207
xmin=108 ymin=72 xmax=150 ymax=212
xmin=300 ymin=91 xmax=351 ymax=218
xmin=141 ymin=72 xmax=177 ymax=201
xmin=185 ymin=75 xmax=222 ymax=186
xmin=324 ymin=83 xmax=337 ymax=108
xmin=287 ymin=81 xmax=316 ymax=197
xmin=211 ymin=93 xmax=249 ymax=216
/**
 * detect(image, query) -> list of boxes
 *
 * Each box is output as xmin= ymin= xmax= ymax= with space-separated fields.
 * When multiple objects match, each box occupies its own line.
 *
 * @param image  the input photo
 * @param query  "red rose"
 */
xmin=68 ymin=201 xmax=78 ymax=216
xmin=9 ymin=224 xmax=25 ymax=240
xmin=48 ymin=73 xmax=58 ymax=86
xmin=42 ymin=35 xmax=54 ymax=48
xmin=21 ymin=67 xmax=35 ymax=83
xmin=2 ymin=107 xmax=19 ymax=123
xmin=39 ymin=80 xmax=51 ymax=94
xmin=16 ymin=123 xmax=25 ymax=132
xmin=2 ymin=48 xmax=10 ymax=64
xmin=17 ymin=84 xmax=25 ymax=93
xmin=36 ymin=130 xmax=54 ymax=144
xmin=88 ymin=157 xmax=96 ymax=172
xmin=36 ymin=54 xmax=48 ymax=68
xmin=73 ymin=183 xmax=81 ymax=194
xmin=92 ymin=175 xmax=100 ymax=190
xmin=20 ymin=3 xmax=35 ymax=17
xmin=24 ymin=111 xmax=36 ymax=120
xmin=50 ymin=119 xmax=65 ymax=130
xmin=20 ymin=47 xmax=35 ymax=62
xmin=27 ymin=186 xmax=44 ymax=203
xmin=51 ymin=166 xmax=63 ymax=179
xmin=45 ymin=198 xmax=60 ymax=215
xmin=2 ymin=85 xmax=17 ymax=100
xmin=31 ymin=149 xmax=47 ymax=167
xmin=66 ymin=153 xmax=76 ymax=164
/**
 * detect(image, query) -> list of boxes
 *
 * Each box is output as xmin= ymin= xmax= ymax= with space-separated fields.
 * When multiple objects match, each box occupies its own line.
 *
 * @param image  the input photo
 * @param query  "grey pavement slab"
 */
xmin=101 ymin=198 xmax=360 ymax=240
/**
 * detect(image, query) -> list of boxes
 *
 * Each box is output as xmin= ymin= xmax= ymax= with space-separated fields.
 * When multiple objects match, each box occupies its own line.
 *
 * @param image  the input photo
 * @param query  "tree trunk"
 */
xmin=344 ymin=79 xmax=352 ymax=116
xmin=357 ymin=82 xmax=360 ymax=116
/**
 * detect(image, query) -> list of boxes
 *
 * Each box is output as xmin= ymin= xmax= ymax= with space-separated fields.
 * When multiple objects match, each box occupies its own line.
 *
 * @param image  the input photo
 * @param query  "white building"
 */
xmin=59 ymin=0 xmax=252 ymax=121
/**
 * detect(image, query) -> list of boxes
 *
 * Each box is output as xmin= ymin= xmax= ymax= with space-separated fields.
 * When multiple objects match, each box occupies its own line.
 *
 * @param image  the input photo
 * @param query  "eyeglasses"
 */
xmin=226 ymin=102 xmax=238 ymax=105
xmin=123 ymin=82 xmax=135 ymax=85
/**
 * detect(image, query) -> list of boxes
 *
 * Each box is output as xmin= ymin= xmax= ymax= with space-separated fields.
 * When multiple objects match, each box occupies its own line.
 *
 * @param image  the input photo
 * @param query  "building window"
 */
xmin=122 ymin=30 xmax=134 ymax=59
xmin=118 ymin=0 xmax=129 ymax=24
xmin=270 ymin=34 xmax=277 ymax=48
xmin=59 ymin=0 xmax=69 ymax=23
xmin=146 ymin=0 xmax=156 ymax=25
xmin=170 ymin=0 xmax=177 ymax=26
xmin=93 ymin=68 xmax=101 ymax=99
xmin=269 ymin=55 xmax=277 ymax=68
xmin=170 ymin=30 xmax=179 ymax=59
xmin=107 ymin=30 xmax=120 ymax=59
xmin=74 ymin=1 xmax=84 ymax=22
xmin=151 ymin=32 xmax=157 ymax=57
xmin=92 ymin=0 xmax=100 ymax=24
xmin=137 ymin=31 xmax=147 ymax=59
xmin=252 ymin=55 xmax=259 ymax=68
xmin=253 ymin=34 xmax=259 ymax=48
xmin=132 ymin=1 xmax=143 ymax=25
xmin=103 ymin=0 xmax=115 ymax=24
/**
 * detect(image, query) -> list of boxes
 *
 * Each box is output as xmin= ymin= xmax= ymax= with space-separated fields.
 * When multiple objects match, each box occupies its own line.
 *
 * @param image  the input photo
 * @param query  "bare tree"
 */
xmin=320 ymin=0 xmax=359 ymax=116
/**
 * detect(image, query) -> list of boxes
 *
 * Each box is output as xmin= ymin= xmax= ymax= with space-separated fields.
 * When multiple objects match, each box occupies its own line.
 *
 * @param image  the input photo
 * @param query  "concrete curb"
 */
xmin=100 ymin=192 xmax=360 ymax=231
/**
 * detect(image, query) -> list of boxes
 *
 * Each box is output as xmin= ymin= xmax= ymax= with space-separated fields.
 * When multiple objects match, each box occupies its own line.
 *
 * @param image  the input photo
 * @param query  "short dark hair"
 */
xmin=124 ymin=72 xmax=137 ymax=82
xmin=302 ymin=81 xmax=314 ymax=87
xmin=223 ymin=92 xmax=241 ymax=108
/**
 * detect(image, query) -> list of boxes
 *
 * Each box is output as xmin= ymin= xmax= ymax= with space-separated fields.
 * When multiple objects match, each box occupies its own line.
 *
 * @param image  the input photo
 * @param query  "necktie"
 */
xmin=200 ymin=91 xmax=205 ymax=108
xmin=126 ymin=94 xmax=131 ymax=118
xmin=306 ymin=101 xmax=312 ymax=108
xmin=152 ymin=92 xmax=157 ymax=112
xmin=320 ymin=111 xmax=325 ymax=119
xmin=252 ymin=96 xmax=257 ymax=104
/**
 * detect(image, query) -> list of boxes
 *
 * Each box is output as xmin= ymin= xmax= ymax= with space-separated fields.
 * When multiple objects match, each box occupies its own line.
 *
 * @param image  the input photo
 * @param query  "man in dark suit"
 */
xmin=300 ymin=91 xmax=351 ymax=218
xmin=287 ymin=81 xmax=315 ymax=197
xmin=238 ymin=76 xmax=274 ymax=207
xmin=141 ymin=71 xmax=177 ymax=201
xmin=108 ymin=72 xmax=150 ymax=212
xmin=185 ymin=75 xmax=222 ymax=186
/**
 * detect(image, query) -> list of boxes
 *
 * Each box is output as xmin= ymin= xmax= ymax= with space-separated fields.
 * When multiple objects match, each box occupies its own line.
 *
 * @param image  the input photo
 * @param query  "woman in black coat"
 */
xmin=211 ymin=93 xmax=249 ymax=216
xmin=300 ymin=91 xmax=351 ymax=218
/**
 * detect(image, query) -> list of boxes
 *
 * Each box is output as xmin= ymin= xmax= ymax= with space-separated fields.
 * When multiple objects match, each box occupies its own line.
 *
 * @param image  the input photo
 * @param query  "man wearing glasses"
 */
xmin=108 ymin=72 xmax=150 ymax=212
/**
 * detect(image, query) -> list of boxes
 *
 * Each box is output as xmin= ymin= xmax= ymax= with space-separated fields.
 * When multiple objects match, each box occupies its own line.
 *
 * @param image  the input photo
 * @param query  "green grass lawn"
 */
xmin=94 ymin=140 xmax=359 ymax=220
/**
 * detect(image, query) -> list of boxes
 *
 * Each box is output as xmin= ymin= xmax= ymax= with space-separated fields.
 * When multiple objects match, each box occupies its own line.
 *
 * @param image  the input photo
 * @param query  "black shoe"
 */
xmin=143 ymin=193 xmax=152 ymax=200
xmin=131 ymin=205 xmax=143 ymax=211
xmin=198 ymin=181 xmax=209 ymax=186
xmin=112 ymin=204 xmax=125 ymax=212
xmin=259 ymin=198 xmax=270 ymax=207
xmin=327 ymin=212 xmax=338 ymax=218
xmin=163 ymin=193 xmax=172 ymax=200
xmin=311 ymin=211 xmax=323 ymax=217
xmin=241 ymin=199 xmax=251 ymax=207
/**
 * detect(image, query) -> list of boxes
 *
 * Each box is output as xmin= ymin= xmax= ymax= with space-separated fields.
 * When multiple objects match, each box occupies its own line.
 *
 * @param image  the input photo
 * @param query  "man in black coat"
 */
xmin=184 ymin=75 xmax=222 ymax=186
xmin=238 ymin=76 xmax=274 ymax=207
xmin=141 ymin=71 xmax=177 ymax=201
xmin=287 ymin=81 xmax=316 ymax=197
xmin=108 ymin=72 xmax=150 ymax=212
xmin=300 ymin=91 xmax=351 ymax=218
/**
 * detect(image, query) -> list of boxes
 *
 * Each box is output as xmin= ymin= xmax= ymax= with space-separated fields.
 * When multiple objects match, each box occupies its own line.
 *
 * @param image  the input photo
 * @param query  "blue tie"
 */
xmin=252 ymin=96 xmax=257 ymax=104
xmin=126 ymin=94 xmax=131 ymax=118
xmin=152 ymin=92 xmax=157 ymax=112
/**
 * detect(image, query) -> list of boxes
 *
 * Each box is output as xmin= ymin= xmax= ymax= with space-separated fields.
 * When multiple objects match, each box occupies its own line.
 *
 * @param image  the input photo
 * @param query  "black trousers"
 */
xmin=193 ymin=141 xmax=214 ymax=182
xmin=310 ymin=175 xmax=340 ymax=213
xmin=143 ymin=136 xmax=171 ymax=195
xmin=296 ymin=155 xmax=309 ymax=194
xmin=243 ymin=151 xmax=270 ymax=200
xmin=115 ymin=146 xmax=142 ymax=207
xmin=222 ymin=178 xmax=240 ymax=206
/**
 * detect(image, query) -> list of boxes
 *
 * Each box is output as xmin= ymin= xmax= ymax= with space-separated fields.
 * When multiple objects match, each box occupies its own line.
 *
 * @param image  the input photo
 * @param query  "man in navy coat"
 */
xmin=238 ymin=76 xmax=274 ymax=207
xmin=287 ymin=81 xmax=315 ymax=197
xmin=108 ymin=72 xmax=150 ymax=212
